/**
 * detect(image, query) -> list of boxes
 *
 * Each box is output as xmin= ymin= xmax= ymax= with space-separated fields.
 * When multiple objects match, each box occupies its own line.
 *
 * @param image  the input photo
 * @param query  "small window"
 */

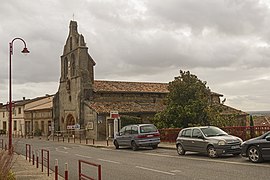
xmin=125 ymin=126 xmax=132 ymax=135
xmin=182 ymin=129 xmax=191 ymax=137
xmin=119 ymin=127 xmax=126 ymax=135
xmin=192 ymin=129 xmax=202 ymax=138
xmin=70 ymin=37 xmax=72 ymax=51
xmin=18 ymin=107 xmax=22 ymax=114
xmin=131 ymin=126 xmax=138 ymax=134
xmin=14 ymin=121 xmax=17 ymax=131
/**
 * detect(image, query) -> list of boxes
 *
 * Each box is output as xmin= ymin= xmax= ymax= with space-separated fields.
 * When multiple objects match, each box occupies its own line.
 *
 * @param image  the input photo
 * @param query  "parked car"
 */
xmin=241 ymin=131 xmax=270 ymax=163
xmin=176 ymin=126 xmax=243 ymax=158
xmin=113 ymin=124 xmax=160 ymax=151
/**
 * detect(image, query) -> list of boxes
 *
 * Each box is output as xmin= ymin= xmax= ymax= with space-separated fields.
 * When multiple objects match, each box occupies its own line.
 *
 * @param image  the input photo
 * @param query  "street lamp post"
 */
xmin=8 ymin=38 xmax=30 ymax=153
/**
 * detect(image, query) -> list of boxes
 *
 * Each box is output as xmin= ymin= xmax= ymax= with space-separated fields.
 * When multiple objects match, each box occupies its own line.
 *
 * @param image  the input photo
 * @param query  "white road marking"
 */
xmin=171 ymin=170 xmax=182 ymax=173
xmin=136 ymin=166 xmax=175 ymax=176
xmin=56 ymin=149 xmax=68 ymax=154
xmin=98 ymin=159 xmax=120 ymax=164
xmin=75 ymin=154 xmax=92 ymax=159
xmin=142 ymin=152 xmax=270 ymax=168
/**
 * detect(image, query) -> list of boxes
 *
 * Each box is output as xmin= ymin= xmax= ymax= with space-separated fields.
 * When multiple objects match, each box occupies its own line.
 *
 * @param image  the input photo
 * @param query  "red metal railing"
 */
xmin=159 ymin=125 xmax=270 ymax=142
xmin=78 ymin=160 xmax=101 ymax=180
xmin=221 ymin=126 xmax=270 ymax=140
xmin=159 ymin=128 xmax=181 ymax=143
xmin=41 ymin=149 xmax=50 ymax=176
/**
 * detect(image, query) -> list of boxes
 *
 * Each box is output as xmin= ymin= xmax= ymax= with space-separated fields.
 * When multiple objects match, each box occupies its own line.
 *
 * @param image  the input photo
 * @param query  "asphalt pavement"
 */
xmin=8 ymin=138 xmax=175 ymax=180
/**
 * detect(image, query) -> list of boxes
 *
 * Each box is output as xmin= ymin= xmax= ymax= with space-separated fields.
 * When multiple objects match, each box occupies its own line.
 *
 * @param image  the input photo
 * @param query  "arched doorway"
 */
xmin=66 ymin=114 xmax=75 ymax=136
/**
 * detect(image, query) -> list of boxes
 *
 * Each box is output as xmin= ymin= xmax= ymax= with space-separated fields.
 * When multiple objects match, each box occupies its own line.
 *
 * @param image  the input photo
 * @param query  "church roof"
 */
xmin=218 ymin=104 xmax=248 ymax=116
xmin=86 ymin=101 xmax=166 ymax=114
xmin=93 ymin=80 xmax=169 ymax=93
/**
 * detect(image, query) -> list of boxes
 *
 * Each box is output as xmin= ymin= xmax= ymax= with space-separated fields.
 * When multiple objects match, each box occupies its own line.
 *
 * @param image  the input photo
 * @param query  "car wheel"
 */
xmin=207 ymin=146 xmax=218 ymax=158
xmin=177 ymin=144 xmax=185 ymax=155
xmin=114 ymin=140 xmax=119 ymax=149
xmin=131 ymin=141 xmax=138 ymax=151
xmin=248 ymin=146 xmax=263 ymax=163
xmin=152 ymin=145 xmax=158 ymax=149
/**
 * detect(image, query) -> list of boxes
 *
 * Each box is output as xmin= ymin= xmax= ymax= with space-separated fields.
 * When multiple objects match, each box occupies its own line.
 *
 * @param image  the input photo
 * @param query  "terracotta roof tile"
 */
xmin=219 ymin=104 xmax=248 ymax=115
xmin=94 ymin=80 xmax=169 ymax=93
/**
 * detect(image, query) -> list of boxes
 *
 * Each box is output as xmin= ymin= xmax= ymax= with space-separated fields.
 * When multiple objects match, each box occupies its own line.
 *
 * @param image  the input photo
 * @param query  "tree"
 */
xmin=153 ymin=70 xmax=215 ymax=128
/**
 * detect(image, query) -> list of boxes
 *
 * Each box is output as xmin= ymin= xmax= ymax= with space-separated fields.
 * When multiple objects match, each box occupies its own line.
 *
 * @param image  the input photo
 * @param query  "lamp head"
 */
xmin=21 ymin=47 xmax=30 ymax=54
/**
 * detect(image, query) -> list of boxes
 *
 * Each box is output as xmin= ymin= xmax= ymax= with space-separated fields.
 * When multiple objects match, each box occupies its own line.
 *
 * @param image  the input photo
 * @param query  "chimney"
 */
xmin=23 ymin=97 xmax=26 ymax=100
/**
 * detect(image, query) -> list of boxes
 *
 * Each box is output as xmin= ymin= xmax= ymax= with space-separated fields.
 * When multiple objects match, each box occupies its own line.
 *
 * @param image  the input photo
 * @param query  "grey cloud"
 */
xmin=1 ymin=0 xmax=270 ymax=111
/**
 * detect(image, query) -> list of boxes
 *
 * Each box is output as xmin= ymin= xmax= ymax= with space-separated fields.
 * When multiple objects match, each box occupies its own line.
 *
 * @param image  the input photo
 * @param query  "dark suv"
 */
xmin=113 ymin=124 xmax=160 ymax=151
xmin=176 ymin=126 xmax=243 ymax=158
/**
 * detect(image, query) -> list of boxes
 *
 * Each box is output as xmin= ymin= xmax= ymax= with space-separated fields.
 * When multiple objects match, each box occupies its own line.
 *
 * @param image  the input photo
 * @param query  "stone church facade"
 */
xmin=53 ymin=21 xmax=247 ymax=140
xmin=53 ymin=21 xmax=169 ymax=140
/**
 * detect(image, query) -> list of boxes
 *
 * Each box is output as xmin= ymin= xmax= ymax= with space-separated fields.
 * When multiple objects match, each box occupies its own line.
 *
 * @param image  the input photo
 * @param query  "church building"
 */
xmin=53 ymin=21 xmax=170 ymax=140
xmin=53 ymin=21 xmax=247 ymax=140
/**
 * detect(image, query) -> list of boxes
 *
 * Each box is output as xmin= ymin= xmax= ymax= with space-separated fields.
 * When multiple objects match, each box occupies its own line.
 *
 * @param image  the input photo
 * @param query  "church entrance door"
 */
xmin=66 ymin=114 xmax=75 ymax=136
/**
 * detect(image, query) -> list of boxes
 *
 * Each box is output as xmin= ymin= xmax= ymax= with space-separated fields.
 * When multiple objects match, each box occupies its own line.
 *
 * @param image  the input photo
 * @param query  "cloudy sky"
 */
xmin=1 ymin=0 xmax=270 ymax=111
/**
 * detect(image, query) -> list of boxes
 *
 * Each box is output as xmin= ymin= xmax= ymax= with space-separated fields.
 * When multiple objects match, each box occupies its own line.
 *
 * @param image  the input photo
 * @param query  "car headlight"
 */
xmin=238 ymin=138 xmax=243 ymax=144
xmin=218 ymin=140 xmax=226 ymax=145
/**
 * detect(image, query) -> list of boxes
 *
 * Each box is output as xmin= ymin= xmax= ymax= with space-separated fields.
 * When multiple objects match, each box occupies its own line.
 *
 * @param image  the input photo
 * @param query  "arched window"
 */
xmin=64 ymin=57 xmax=68 ymax=79
xmin=70 ymin=37 xmax=72 ymax=51
xmin=71 ymin=54 xmax=76 ymax=76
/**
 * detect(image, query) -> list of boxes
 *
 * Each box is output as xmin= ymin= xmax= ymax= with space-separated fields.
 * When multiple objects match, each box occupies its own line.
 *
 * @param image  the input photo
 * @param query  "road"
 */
xmin=3 ymin=137 xmax=270 ymax=180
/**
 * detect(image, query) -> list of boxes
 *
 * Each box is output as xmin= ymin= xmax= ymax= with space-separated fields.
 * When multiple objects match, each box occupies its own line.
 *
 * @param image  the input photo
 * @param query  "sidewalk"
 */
xmin=12 ymin=153 xmax=64 ymax=180
xmin=46 ymin=136 xmax=176 ymax=150
xmin=10 ymin=137 xmax=175 ymax=180
xmin=84 ymin=140 xmax=176 ymax=150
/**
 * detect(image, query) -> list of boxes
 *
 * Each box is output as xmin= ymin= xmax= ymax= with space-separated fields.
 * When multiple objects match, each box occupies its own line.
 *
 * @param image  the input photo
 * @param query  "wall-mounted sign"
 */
xmin=110 ymin=111 xmax=119 ymax=119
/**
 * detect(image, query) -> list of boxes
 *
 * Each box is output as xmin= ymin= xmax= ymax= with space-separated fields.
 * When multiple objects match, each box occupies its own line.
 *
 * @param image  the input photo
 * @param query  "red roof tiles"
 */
xmin=94 ymin=80 xmax=169 ymax=93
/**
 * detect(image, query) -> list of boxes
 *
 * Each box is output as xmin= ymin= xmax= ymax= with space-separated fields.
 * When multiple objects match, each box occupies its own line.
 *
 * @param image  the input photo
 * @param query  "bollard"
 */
xmin=32 ymin=151 xmax=35 ymax=166
xmin=106 ymin=139 xmax=109 ymax=146
xmin=68 ymin=137 xmax=70 ymax=143
xmin=36 ymin=154 xmax=39 ymax=168
xmin=93 ymin=139 xmax=95 ymax=145
xmin=65 ymin=163 xmax=68 ymax=180
xmin=86 ymin=138 xmax=88 ymax=144
xmin=55 ymin=159 xmax=58 ymax=180
xmin=73 ymin=135 xmax=75 ymax=143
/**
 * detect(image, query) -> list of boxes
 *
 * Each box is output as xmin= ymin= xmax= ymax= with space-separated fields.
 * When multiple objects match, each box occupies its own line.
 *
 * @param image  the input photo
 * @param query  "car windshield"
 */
xmin=140 ymin=125 xmax=157 ymax=133
xmin=200 ymin=127 xmax=228 ymax=137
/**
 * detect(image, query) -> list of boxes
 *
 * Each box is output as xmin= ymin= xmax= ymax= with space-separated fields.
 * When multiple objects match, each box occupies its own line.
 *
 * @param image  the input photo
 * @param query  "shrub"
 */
xmin=34 ymin=129 xmax=42 ymax=136
xmin=0 ymin=150 xmax=15 ymax=180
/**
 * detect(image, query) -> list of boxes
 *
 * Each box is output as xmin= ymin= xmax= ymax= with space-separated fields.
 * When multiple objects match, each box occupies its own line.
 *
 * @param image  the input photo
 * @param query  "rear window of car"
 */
xmin=139 ymin=125 xmax=157 ymax=133
xmin=200 ymin=127 xmax=227 ymax=137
